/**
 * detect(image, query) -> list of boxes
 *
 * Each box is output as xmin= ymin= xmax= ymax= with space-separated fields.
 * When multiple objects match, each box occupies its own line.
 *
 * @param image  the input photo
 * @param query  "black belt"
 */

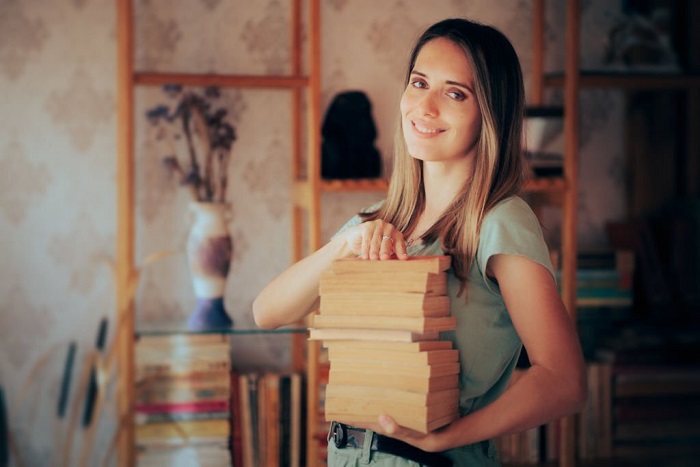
xmin=328 ymin=421 xmax=452 ymax=467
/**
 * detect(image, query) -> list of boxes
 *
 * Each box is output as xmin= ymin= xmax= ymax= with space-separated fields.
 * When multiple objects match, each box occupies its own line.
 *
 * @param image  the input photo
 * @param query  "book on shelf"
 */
xmin=309 ymin=327 xmax=440 ymax=342
xmin=237 ymin=372 xmax=304 ymax=467
xmin=312 ymin=314 xmax=457 ymax=333
xmin=135 ymin=419 xmax=230 ymax=446
xmin=136 ymin=385 xmax=230 ymax=405
xmin=319 ymin=269 xmax=447 ymax=295
xmin=320 ymin=292 xmax=450 ymax=317
xmin=136 ymin=444 xmax=231 ymax=467
xmin=330 ymin=255 xmax=451 ymax=274
xmin=135 ymin=399 xmax=230 ymax=415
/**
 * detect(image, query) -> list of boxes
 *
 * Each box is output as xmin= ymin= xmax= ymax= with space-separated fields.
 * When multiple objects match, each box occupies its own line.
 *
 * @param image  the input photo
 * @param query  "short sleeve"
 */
xmin=476 ymin=197 xmax=554 ymax=293
xmin=332 ymin=200 xmax=384 ymax=238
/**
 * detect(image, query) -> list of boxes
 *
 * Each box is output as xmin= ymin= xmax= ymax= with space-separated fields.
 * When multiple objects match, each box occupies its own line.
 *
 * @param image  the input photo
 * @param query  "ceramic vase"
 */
xmin=186 ymin=202 xmax=233 ymax=330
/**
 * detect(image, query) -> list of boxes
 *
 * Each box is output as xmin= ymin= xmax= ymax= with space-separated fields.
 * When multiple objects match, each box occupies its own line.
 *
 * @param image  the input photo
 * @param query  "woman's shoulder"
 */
xmin=485 ymin=196 xmax=536 ymax=222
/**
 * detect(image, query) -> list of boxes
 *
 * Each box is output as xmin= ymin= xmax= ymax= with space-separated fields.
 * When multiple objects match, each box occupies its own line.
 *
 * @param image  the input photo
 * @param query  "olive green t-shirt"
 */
xmin=335 ymin=196 xmax=554 ymax=415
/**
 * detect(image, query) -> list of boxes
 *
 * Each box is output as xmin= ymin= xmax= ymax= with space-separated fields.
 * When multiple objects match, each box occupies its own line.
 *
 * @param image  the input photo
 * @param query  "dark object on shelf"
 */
xmin=321 ymin=91 xmax=382 ymax=179
xmin=57 ymin=341 xmax=77 ymax=419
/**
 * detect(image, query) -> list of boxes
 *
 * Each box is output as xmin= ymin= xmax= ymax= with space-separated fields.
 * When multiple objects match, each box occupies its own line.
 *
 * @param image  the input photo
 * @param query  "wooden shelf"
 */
xmin=524 ymin=177 xmax=567 ymax=193
xmin=544 ymin=71 xmax=700 ymax=90
xmin=321 ymin=178 xmax=389 ymax=192
xmin=134 ymin=72 xmax=309 ymax=89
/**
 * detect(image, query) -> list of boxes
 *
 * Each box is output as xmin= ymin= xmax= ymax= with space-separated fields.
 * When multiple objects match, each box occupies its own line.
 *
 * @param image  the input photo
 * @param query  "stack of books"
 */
xmin=134 ymin=334 xmax=232 ymax=466
xmin=310 ymin=255 xmax=460 ymax=433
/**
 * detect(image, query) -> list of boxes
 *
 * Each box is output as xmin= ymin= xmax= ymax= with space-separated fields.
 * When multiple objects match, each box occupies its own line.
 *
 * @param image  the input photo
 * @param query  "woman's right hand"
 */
xmin=335 ymin=219 xmax=410 ymax=261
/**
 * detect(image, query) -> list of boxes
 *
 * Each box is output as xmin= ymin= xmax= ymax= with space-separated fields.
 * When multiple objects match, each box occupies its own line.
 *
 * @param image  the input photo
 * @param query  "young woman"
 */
xmin=254 ymin=18 xmax=587 ymax=466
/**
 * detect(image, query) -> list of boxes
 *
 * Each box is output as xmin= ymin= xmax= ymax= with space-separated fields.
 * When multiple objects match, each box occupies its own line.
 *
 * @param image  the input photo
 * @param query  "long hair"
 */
xmin=363 ymin=18 xmax=526 ymax=297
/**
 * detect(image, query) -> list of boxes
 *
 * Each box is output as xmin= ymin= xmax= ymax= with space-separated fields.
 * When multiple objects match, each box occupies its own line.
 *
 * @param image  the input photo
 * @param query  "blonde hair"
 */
xmin=363 ymin=18 xmax=527 ymax=297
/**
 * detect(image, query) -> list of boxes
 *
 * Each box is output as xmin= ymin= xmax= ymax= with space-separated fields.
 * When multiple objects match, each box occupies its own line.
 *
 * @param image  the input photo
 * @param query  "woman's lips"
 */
xmin=412 ymin=120 xmax=444 ymax=136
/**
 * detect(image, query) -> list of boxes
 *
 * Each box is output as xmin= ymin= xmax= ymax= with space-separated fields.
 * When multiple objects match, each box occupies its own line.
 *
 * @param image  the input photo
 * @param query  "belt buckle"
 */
xmin=330 ymin=421 xmax=348 ymax=448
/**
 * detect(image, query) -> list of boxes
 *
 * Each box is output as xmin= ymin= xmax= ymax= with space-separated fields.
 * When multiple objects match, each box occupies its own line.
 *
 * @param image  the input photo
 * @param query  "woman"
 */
xmin=254 ymin=18 xmax=587 ymax=466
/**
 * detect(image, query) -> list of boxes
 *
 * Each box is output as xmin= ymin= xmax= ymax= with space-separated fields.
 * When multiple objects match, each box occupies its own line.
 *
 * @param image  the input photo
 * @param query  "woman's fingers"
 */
xmin=352 ymin=220 xmax=409 ymax=260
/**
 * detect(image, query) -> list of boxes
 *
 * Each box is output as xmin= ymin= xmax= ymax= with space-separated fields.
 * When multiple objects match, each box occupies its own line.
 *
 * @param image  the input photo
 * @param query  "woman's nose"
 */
xmin=417 ymin=90 xmax=439 ymax=116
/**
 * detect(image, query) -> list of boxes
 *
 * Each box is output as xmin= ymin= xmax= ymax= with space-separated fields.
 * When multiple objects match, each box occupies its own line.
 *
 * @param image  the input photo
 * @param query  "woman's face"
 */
xmin=400 ymin=37 xmax=482 ymax=165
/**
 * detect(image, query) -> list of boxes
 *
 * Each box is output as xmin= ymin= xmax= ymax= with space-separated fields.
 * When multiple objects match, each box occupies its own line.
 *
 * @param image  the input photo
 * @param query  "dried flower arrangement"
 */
xmin=146 ymin=85 xmax=237 ymax=203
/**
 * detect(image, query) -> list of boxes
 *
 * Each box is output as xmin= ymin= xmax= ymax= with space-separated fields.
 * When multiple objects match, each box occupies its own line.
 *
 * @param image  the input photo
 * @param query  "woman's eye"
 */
xmin=410 ymin=80 xmax=426 ymax=89
xmin=448 ymin=91 xmax=466 ymax=101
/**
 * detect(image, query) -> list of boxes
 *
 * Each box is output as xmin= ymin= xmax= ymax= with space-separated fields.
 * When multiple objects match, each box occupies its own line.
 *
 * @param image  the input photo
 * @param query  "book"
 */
xmin=230 ymin=371 xmax=243 ymax=467
xmin=325 ymin=345 xmax=458 ymax=366
xmin=308 ymin=328 xmax=440 ymax=343
xmin=322 ymin=339 xmax=453 ymax=352
xmin=331 ymin=255 xmax=451 ymax=274
xmin=326 ymin=384 xmax=459 ymax=407
xmin=329 ymin=370 xmax=458 ymax=393
xmin=135 ymin=385 xmax=230 ymax=405
xmin=319 ymin=292 xmax=450 ymax=317
xmin=135 ymin=400 xmax=230 ymax=415
xmin=135 ymin=419 xmax=230 ymax=446
xmin=329 ymin=360 xmax=460 ymax=377
xmin=135 ymin=410 xmax=230 ymax=425
xmin=312 ymin=314 xmax=457 ymax=333
xmin=324 ymin=395 xmax=458 ymax=433
xmin=319 ymin=270 xmax=447 ymax=295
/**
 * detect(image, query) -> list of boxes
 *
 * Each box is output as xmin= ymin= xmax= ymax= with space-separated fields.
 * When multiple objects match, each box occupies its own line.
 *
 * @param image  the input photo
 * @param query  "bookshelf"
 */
xmin=115 ymin=0 xmax=321 ymax=465
xmin=527 ymin=1 xmax=700 ymax=466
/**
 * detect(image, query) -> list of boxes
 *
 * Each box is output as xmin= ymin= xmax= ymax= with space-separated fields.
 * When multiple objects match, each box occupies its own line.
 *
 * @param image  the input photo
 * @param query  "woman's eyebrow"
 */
xmin=411 ymin=70 xmax=473 ymax=92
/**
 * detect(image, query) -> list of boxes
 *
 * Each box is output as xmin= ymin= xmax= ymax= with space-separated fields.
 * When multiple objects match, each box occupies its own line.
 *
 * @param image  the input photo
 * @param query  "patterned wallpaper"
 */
xmin=0 ymin=0 xmax=627 ymax=463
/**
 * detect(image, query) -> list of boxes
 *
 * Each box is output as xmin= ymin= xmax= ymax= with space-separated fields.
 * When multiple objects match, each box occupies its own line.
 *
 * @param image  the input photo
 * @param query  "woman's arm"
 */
xmin=253 ymin=219 xmax=409 ymax=329
xmin=372 ymin=253 xmax=587 ymax=451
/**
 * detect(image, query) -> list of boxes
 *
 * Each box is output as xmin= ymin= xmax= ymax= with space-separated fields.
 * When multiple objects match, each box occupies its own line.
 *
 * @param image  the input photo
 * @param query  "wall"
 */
xmin=0 ymin=0 xmax=629 ymax=463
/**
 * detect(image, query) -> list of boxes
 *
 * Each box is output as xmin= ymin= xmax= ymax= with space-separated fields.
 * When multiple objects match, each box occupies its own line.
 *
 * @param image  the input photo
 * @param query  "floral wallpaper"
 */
xmin=0 ymin=0 xmax=628 ymax=464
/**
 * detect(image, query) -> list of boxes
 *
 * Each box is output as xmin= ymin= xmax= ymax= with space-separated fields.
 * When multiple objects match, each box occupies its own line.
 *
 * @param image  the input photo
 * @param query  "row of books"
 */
xmin=310 ymin=255 xmax=460 ymax=434
xmin=134 ymin=333 xmax=307 ymax=466
xmin=134 ymin=333 xmax=233 ymax=466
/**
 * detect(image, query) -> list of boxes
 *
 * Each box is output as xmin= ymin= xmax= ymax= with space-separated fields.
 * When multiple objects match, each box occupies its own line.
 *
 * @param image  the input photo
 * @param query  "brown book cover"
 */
xmin=329 ymin=370 xmax=458 ymax=393
xmin=322 ymin=340 xmax=452 ymax=352
xmin=329 ymin=360 xmax=460 ymax=377
xmin=319 ymin=292 xmax=450 ymax=317
xmin=319 ymin=270 xmax=447 ymax=295
xmin=326 ymin=346 xmax=458 ymax=366
xmin=312 ymin=314 xmax=457 ymax=333
xmin=308 ymin=328 xmax=440 ymax=343
xmin=331 ymin=255 xmax=451 ymax=274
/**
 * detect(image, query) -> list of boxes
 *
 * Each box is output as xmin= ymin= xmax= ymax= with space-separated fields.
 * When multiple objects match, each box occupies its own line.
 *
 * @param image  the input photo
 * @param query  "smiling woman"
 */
xmin=253 ymin=17 xmax=586 ymax=467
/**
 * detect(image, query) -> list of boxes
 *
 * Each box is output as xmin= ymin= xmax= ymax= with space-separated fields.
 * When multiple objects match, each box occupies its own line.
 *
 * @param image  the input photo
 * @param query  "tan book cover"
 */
xmin=312 ymin=314 xmax=457 ymax=333
xmin=331 ymin=255 xmax=451 ymax=274
xmin=329 ymin=370 xmax=458 ymax=393
xmin=319 ymin=270 xmax=447 ymax=295
xmin=326 ymin=346 xmax=459 ymax=366
xmin=326 ymin=384 xmax=459 ymax=407
xmin=135 ymin=419 xmax=230 ymax=441
xmin=324 ymin=395 xmax=458 ymax=433
xmin=308 ymin=328 xmax=440 ymax=343
xmin=322 ymin=340 xmax=452 ymax=352
xmin=319 ymin=292 xmax=450 ymax=317
xmin=329 ymin=360 xmax=460 ymax=377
